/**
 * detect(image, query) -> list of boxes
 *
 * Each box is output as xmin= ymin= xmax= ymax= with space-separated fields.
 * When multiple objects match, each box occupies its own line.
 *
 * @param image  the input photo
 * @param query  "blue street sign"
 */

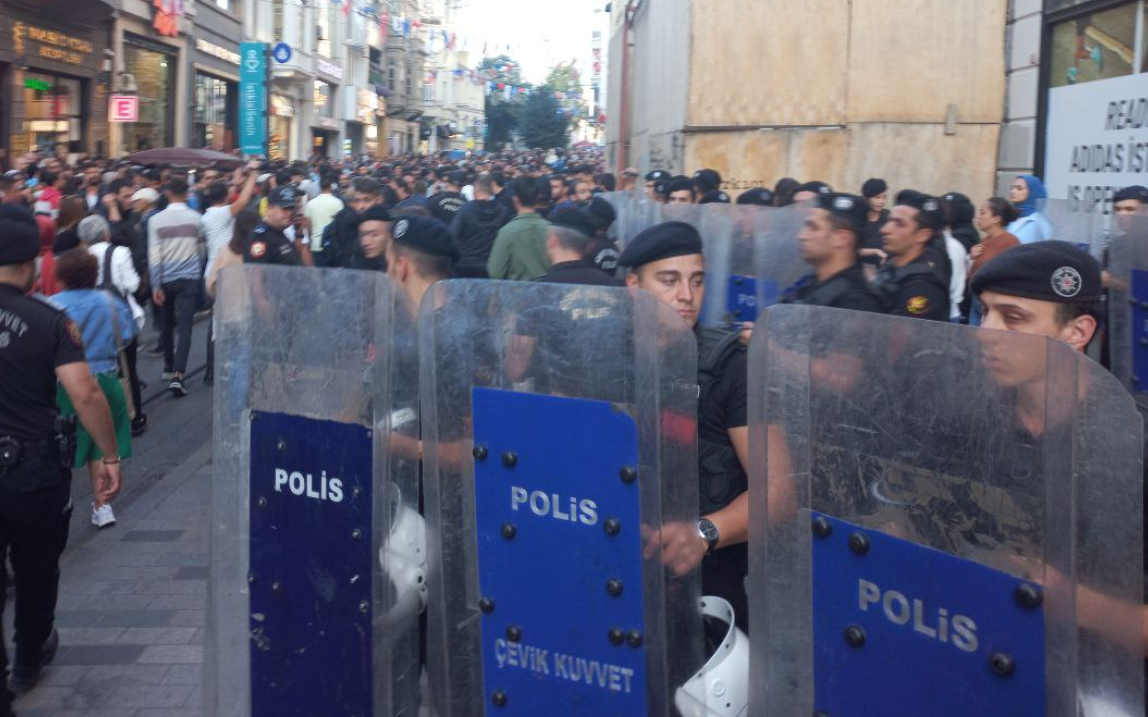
xmin=1131 ymin=269 xmax=1148 ymax=394
xmin=473 ymin=388 xmax=647 ymax=716
xmin=272 ymin=42 xmax=292 ymax=64
xmin=811 ymin=513 xmax=1046 ymax=717
xmin=239 ymin=42 xmax=266 ymax=156
xmin=248 ymin=411 xmax=373 ymax=717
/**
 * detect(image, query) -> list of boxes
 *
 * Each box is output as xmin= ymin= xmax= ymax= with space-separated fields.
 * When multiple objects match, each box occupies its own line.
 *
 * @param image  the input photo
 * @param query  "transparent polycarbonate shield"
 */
xmin=1043 ymin=199 xmax=1110 ymax=256
xmin=747 ymin=305 xmax=1144 ymax=717
xmin=420 ymin=280 xmax=705 ymax=717
xmin=209 ymin=265 xmax=420 ymax=717
xmin=750 ymin=203 xmax=806 ymax=311
xmin=1105 ymin=215 xmax=1148 ymax=401
xmin=603 ymin=189 xmax=665 ymax=246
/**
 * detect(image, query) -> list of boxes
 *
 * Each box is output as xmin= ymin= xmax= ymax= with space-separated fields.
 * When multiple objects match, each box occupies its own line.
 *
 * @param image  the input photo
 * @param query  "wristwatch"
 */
xmin=697 ymin=518 xmax=720 ymax=554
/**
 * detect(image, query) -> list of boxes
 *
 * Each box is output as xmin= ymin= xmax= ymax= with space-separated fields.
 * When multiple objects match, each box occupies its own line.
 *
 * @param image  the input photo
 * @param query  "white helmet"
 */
xmin=378 ymin=478 xmax=427 ymax=625
xmin=674 ymin=596 xmax=749 ymax=717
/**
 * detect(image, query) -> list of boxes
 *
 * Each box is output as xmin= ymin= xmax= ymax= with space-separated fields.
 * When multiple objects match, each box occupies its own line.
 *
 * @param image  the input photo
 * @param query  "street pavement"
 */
xmin=5 ymin=317 xmax=215 ymax=717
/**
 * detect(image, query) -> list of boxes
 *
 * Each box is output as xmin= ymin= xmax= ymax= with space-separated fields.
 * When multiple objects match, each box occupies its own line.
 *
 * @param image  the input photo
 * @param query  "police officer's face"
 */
xmin=798 ymin=209 xmax=836 ymax=263
xmin=1114 ymin=199 xmax=1144 ymax=234
xmin=645 ymin=180 xmax=656 ymax=199
xmin=265 ymin=205 xmax=294 ymax=230
xmin=627 ymin=254 xmax=706 ymax=328
xmin=668 ymin=190 xmax=693 ymax=205
xmin=880 ymin=206 xmax=928 ymax=257
xmin=977 ymin=289 xmax=1097 ymax=387
xmin=360 ymin=220 xmax=391 ymax=259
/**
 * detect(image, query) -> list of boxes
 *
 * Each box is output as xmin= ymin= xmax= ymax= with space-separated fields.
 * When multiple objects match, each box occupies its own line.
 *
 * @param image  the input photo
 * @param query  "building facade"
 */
xmin=190 ymin=0 xmax=242 ymax=152
xmin=1000 ymin=0 xmax=1147 ymax=219
xmin=0 ymin=0 xmax=115 ymax=163
xmin=607 ymin=0 xmax=1009 ymax=202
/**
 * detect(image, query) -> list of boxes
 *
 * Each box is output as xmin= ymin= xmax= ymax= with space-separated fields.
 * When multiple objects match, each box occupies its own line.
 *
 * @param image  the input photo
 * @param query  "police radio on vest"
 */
xmin=510 ymin=486 xmax=598 ymax=525
xmin=858 ymin=579 xmax=978 ymax=652
xmin=274 ymin=468 xmax=344 ymax=503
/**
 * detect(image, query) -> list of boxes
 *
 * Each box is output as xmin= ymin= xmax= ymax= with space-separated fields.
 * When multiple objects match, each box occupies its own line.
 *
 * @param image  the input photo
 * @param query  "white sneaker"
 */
xmin=91 ymin=503 xmax=116 ymax=528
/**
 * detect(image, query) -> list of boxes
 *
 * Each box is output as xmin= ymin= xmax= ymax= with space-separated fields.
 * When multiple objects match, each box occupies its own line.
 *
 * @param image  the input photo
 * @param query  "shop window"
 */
xmin=195 ymin=74 xmax=235 ymax=150
xmin=272 ymin=0 xmax=284 ymax=42
xmin=1048 ymin=2 xmax=1139 ymax=88
xmin=123 ymin=41 xmax=175 ymax=152
xmin=20 ymin=73 xmax=82 ymax=155
xmin=423 ymin=83 xmax=434 ymax=102
xmin=314 ymin=80 xmax=333 ymax=118
xmin=316 ymin=0 xmax=332 ymax=58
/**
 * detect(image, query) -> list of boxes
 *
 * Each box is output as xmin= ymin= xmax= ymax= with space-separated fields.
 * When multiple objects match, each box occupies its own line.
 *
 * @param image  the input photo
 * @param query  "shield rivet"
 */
xmin=256 ymin=496 xmax=267 ymax=509
xmin=506 ymin=625 xmax=522 ymax=642
xmin=848 ymin=532 xmax=870 ymax=555
xmin=473 ymin=445 xmax=489 ymax=461
xmin=351 ymin=486 xmax=361 ymax=499
xmin=1015 ymin=583 xmax=1043 ymax=609
xmin=811 ymin=516 xmax=831 ymax=538
xmin=277 ymin=439 xmax=286 ymax=452
xmin=603 ymin=518 xmax=621 ymax=536
xmin=607 ymin=628 xmax=624 ymax=646
xmin=351 ymin=528 xmax=363 ymax=540
xmin=501 ymin=451 xmax=518 ymax=468
xmin=271 ymin=581 xmax=283 ymax=594
xmin=359 ymin=600 xmax=369 ymax=614
xmin=843 ymin=625 xmax=866 ymax=648
xmin=619 ymin=466 xmax=637 ymax=484
xmin=501 ymin=522 xmax=517 ymax=540
xmin=606 ymin=578 xmax=623 ymax=597
xmin=491 ymin=691 xmax=507 ymax=707
xmin=626 ymin=630 xmax=643 ymax=648
xmin=247 ymin=573 xmax=256 ymax=584
xmin=990 ymin=652 xmax=1015 ymax=677
xmin=479 ymin=597 xmax=495 ymax=614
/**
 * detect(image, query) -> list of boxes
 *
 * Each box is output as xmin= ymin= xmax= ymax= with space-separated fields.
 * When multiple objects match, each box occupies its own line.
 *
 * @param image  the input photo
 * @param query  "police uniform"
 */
xmin=619 ymin=222 xmax=750 ymax=631
xmin=873 ymin=192 xmax=951 ymax=321
xmin=786 ymin=193 xmax=886 ymax=314
xmin=0 ymin=209 xmax=82 ymax=712
xmin=245 ymin=187 xmax=302 ymax=266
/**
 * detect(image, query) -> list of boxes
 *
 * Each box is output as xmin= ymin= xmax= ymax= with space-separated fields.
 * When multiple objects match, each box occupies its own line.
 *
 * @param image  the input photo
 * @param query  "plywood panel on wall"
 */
xmin=687 ymin=0 xmax=850 ymax=127
xmin=847 ymin=0 xmax=1007 ymax=123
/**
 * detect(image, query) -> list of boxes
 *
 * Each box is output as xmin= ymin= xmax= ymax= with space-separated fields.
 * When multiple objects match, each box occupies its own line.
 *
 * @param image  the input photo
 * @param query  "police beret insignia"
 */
xmin=1051 ymin=266 xmax=1082 ymax=298
xmin=833 ymin=196 xmax=854 ymax=210
xmin=907 ymin=296 xmax=929 ymax=315
xmin=66 ymin=319 xmax=84 ymax=347
xmin=394 ymin=219 xmax=409 ymax=239
xmin=250 ymin=241 xmax=267 ymax=258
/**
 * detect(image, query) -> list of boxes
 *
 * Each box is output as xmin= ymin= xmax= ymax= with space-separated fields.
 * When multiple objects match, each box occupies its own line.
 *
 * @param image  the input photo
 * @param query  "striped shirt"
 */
xmin=148 ymin=202 xmax=204 ymax=286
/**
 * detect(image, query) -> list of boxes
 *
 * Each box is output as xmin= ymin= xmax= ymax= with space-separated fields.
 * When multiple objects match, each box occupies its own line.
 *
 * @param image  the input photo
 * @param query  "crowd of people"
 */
xmin=2 ymin=142 xmax=1148 ymax=715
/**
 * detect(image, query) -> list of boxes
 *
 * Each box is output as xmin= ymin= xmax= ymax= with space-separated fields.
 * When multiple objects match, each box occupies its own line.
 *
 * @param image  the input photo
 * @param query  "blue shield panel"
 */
xmin=811 ymin=513 xmax=1045 ymax=717
xmin=726 ymin=275 xmax=758 ymax=323
xmin=473 ymin=389 xmax=647 ymax=716
xmin=248 ymin=411 xmax=373 ymax=717
xmin=1130 ymin=269 xmax=1148 ymax=395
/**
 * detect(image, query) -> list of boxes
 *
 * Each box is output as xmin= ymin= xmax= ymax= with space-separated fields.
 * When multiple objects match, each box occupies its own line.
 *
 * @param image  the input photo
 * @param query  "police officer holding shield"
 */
xmin=785 ymin=193 xmax=886 ymax=313
xmin=0 ymin=207 xmax=122 ymax=714
xmin=619 ymin=222 xmax=752 ymax=631
xmin=874 ymin=190 xmax=951 ymax=321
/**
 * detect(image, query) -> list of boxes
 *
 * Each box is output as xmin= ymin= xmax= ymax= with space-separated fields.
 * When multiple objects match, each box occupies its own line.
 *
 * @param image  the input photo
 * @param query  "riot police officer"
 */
xmin=0 ymin=207 xmax=122 ymax=713
xmin=618 ymin=222 xmax=751 ymax=631
xmin=245 ymin=187 xmax=303 ymax=266
xmin=874 ymin=190 xmax=950 ymax=320
xmin=785 ymin=193 xmax=886 ymax=313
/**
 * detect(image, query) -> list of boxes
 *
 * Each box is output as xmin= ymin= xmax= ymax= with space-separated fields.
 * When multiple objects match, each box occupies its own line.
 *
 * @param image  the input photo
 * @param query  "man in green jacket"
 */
xmin=487 ymin=177 xmax=551 ymax=281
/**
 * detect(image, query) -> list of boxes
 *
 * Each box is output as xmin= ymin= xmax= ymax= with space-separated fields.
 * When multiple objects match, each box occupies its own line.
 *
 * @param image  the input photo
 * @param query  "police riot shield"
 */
xmin=420 ymin=280 xmax=710 ymax=717
xmin=747 ymin=305 xmax=1144 ymax=717
xmin=1104 ymin=216 xmax=1148 ymax=402
xmin=1043 ymin=199 xmax=1110 ymax=256
xmin=208 ymin=266 xmax=421 ymax=717
xmin=603 ymin=190 xmax=666 ymax=246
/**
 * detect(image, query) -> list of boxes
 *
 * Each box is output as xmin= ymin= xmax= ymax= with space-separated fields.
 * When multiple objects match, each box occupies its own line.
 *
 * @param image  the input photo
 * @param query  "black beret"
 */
xmin=692 ymin=168 xmax=722 ymax=192
xmin=698 ymin=189 xmax=731 ymax=204
xmin=618 ymin=221 xmax=703 ymax=268
xmin=1115 ymin=185 xmax=1148 ymax=203
xmin=796 ymin=181 xmax=833 ymax=197
xmin=585 ymin=196 xmax=616 ymax=230
xmin=817 ymin=193 xmax=869 ymax=233
xmin=861 ymin=178 xmax=887 ymax=198
xmin=645 ymin=169 xmax=671 ymax=182
xmin=942 ymin=192 xmax=975 ymax=225
xmin=0 ymin=204 xmax=41 ymax=266
xmin=549 ymin=208 xmax=599 ymax=239
xmin=970 ymin=240 xmax=1102 ymax=304
xmin=391 ymin=216 xmax=459 ymax=261
xmin=895 ymin=189 xmax=945 ymax=231
xmin=359 ymin=205 xmax=393 ymax=224
xmin=736 ymin=188 xmax=775 ymax=206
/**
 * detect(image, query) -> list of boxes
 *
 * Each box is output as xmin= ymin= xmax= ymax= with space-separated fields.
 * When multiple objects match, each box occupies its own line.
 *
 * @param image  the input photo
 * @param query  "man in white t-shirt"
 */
xmin=201 ymin=162 xmax=259 ymax=279
xmin=304 ymin=174 xmax=344 ymax=262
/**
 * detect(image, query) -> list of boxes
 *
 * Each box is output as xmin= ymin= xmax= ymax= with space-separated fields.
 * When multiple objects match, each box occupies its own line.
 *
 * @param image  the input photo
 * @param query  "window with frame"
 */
xmin=1048 ymin=1 xmax=1141 ymax=88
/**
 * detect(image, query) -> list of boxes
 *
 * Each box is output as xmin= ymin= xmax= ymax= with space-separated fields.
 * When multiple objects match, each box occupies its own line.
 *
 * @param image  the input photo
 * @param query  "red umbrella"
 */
xmin=124 ymin=147 xmax=242 ymax=167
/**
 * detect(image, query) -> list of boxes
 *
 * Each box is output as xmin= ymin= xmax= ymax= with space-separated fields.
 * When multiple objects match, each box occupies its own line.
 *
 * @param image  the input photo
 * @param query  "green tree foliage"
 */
xmin=517 ymin=90 xmax=570 ymax=150
xmin=477 ymin=55 xmax=527 ymax=150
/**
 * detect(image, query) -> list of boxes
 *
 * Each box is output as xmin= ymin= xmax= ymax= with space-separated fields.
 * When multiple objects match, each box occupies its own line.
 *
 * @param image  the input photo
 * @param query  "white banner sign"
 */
xmin=1045 ymin=73 xmax=1148 ymax=215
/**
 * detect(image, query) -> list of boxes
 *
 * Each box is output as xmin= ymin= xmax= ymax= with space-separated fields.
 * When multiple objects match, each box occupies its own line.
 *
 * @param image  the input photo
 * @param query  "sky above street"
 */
xmin=452 ymin=0 xmax=609 ymax=85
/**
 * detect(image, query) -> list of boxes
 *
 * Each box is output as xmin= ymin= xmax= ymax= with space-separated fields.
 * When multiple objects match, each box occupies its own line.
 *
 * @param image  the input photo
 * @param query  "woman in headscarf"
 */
xmin=1006 ymin=175 xmax=1053 ymax=244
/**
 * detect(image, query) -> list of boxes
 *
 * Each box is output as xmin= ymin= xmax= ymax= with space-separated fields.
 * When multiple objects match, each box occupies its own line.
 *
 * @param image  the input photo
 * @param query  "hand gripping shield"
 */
xmin=747 ymin=305 xmax=1144 ymax=717
xmin=208 ymin=265 xmax=421 ymax=717
xmin=420 ymin=279 xmax=710 ymax=717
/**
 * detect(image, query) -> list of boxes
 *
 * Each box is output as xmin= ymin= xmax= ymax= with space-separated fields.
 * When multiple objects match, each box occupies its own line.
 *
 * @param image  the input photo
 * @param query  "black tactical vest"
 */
xmin=697 ymin=327 xmax=748 ymax=514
